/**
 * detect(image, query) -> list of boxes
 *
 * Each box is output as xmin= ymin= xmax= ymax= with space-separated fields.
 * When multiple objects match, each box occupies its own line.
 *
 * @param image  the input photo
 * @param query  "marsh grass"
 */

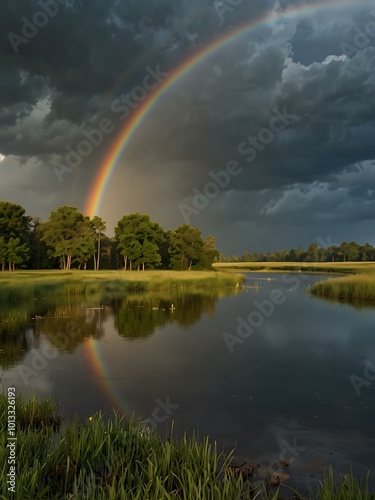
xmin=214 ymin=261 xmax=375 ymax=274
xmin=311 ymin=466 xmax=375 ymax=500
xmin=1 ymin=395 xmax=373 ymax=499
xmin=309 ymin=274 xmax=375 ymax=303
xmin=0 ymin=270 xmax=245 ymax=302
xmin=0 ymin=395 xmax=248 ymax=499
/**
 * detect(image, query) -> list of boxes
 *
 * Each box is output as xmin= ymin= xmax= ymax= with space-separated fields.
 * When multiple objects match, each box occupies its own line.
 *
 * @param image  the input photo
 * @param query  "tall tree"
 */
xmin=41 ymin=206 xmax=94 ymax=270
xmin=0 ymin=237 xmax=7 ymax=271
xmin=0 ymin=202 xmax=30 ymax=270
xmin=0 ymin=201 xmax=30 ymax=239
xmin=6 ymin=237 xmax=29 ymax=271
xmin=307 ymin=243 xmax=319 ymax=262
xmin=90 ymin=216 xmax=107 ymax=270
xmin=168 ymin=225 xmax=217 ymax=270
xmin=115 ymin=213 xmax=164 ymax=271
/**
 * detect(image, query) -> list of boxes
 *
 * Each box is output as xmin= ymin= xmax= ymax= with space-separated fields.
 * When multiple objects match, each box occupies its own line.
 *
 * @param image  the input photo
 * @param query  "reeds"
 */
xmin=309 ymin=274 xmax=375 ymax=303
xmin=0 ymin=395 xmax=247 ymax=499
xmin=1 ymin=395 xmax=373 ymax=499
xmin=311 ymin=466 xmax=375 ymax=499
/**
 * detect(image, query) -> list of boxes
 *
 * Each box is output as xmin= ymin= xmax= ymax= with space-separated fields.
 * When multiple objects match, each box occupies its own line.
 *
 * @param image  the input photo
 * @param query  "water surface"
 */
xmin=1 ymin=273 xmax=374 ymax=492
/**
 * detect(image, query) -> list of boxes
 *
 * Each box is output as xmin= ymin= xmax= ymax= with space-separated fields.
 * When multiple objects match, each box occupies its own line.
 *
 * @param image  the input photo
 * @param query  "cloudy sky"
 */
xmin=1 ymin=0 xmax=375 ymax=254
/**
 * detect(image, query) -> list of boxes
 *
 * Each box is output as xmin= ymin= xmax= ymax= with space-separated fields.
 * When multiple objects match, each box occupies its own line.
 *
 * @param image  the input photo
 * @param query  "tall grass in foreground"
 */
xmin=1 ymin=395 xmax=373 ymax=499
xmin=0 ymin=395 xmax=249 ymax=499
xmin=312 ymin=467 xmax=375 ymax=500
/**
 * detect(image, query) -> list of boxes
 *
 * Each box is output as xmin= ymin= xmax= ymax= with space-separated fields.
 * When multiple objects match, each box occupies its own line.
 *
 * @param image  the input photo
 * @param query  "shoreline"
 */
xmin=1 ymin=394 xmax=373 ymax=499
xmin=213 ymin=262 xmax=375 ymax=304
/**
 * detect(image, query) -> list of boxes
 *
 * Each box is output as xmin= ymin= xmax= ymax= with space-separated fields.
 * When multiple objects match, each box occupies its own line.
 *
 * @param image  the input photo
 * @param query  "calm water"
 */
xmin=1 ymin=273 xmax=375 ymax=491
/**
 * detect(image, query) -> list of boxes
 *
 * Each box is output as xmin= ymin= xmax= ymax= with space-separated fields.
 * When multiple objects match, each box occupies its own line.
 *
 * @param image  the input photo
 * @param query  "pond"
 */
xmin=1 ymin=272 xmax=374 ymax=493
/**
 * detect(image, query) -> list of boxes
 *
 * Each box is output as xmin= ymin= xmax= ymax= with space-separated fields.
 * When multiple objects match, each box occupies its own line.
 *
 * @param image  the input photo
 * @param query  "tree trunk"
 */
xmin=142 ymin=262 xmax=145 ymax=271
xmin=97 ymin=231 xmax=101 ymax=270
xmin=130 ymin=260 xmax=132 ymax=271
xmin=93 ymin=253 xmax=97 ymax=271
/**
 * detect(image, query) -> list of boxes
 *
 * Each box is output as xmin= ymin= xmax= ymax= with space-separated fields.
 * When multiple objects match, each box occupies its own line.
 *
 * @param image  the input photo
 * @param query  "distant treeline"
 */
xmin=0 ymin=201 xmax=218 ymax=271
xmin=219 ymin=241 xmax=375 ymax=263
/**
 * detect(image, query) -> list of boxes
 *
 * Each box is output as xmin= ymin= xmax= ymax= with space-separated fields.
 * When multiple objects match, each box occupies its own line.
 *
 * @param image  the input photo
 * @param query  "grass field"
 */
xmin=214 ymin=262 xmax=375 ymax=303
xmin=213 ymin=261 xmax=375 ymax=274
xmin=1 ymin=395 xmax=373 ymax=499
xmin=0 ymin=270 xmax=245 ymax=301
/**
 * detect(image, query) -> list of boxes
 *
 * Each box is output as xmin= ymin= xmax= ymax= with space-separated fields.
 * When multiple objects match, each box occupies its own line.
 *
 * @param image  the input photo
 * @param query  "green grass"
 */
xmin=0 ymin=395 xmax=255 ymax=500
xmin=0 ymin=395 xmax=373 ymax=499
xmin=312 ymin=466 xmax=375 ymax=500
xmin=309 ymin=274 xmax=375 ymax=304
xmin=214 ymin=261 xmax=375 ymax=274
xmin=0 ymin=270 xmax=246 ymax=302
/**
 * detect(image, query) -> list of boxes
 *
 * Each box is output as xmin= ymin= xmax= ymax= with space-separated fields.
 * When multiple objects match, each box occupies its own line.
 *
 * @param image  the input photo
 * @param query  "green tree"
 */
xmin=202 ymin=235 xmax=220 ymax=268
xmin=0 ymin=201 xmax=30 ymax=239
xmin=0 ymin=202 xmax=30 ymax=270
xmin=340 ymin=241 xmax=359 ymax=262
xmin=90 ymin=216 xmax=107 ymax=270
xmin=115 ymin=213 xmax=164 ymax=271
xmin=41 ymin=206 xmax=94 ymax=270
xmin=168 ymin=225 xmax=217 ymax=270
xmin=360 ymin=243 xmax=374 ymax=262
xmin=6 ymin=237 xmax=29 ymax=271
xmin=0 ymin=237 xmax=7 ymax=271
xmin=307 ymin=243 xmax=319 ymax=262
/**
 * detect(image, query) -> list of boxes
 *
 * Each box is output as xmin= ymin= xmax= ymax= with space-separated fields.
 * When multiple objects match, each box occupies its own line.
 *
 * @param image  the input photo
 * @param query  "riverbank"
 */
xmin=214 ymin=262 xmax=375 ymax=303
xmin=213 ymin=261 xmax=375 ymax=274
xmin=1 ymin=395 xmax=373 ymax=499
xmin=0 ymin=270 xmax=245 ymax=301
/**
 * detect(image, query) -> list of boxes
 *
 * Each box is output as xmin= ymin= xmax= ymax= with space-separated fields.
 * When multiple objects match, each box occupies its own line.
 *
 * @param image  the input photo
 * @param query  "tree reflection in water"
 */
xmin=0 ymin=287 xmax=240 ymax=367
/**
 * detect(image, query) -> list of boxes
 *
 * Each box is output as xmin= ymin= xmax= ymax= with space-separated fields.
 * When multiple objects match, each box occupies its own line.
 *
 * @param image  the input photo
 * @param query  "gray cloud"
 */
xmin=0 ymin=0 xmax=374 ymax=253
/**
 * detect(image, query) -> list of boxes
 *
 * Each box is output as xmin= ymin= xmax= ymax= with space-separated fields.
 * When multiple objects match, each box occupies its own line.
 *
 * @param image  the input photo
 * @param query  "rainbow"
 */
xmin=84 ymin=336 xmax=133 ymax=416
xmin=83 ymin=0 xmax=365 ymax=416
xmin=85 ymin=0 xmax=363 ymax=218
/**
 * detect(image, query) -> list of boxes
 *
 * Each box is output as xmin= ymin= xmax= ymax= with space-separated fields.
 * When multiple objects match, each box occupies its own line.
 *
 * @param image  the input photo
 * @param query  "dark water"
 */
xmin=1 ymin=273 xmax=375 ymax=492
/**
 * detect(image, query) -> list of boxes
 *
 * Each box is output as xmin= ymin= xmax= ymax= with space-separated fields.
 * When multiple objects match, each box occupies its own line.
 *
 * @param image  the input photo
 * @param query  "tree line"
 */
xmin=219 ymin=241 xmax=375 ymax=263
xmin=0 ymin=201 xmax=219 ymax=271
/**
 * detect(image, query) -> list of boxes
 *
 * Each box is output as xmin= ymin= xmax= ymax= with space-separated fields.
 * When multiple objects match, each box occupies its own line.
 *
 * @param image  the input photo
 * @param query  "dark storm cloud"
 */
xmin=0 ymin=0 xmax=374 ymax=252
